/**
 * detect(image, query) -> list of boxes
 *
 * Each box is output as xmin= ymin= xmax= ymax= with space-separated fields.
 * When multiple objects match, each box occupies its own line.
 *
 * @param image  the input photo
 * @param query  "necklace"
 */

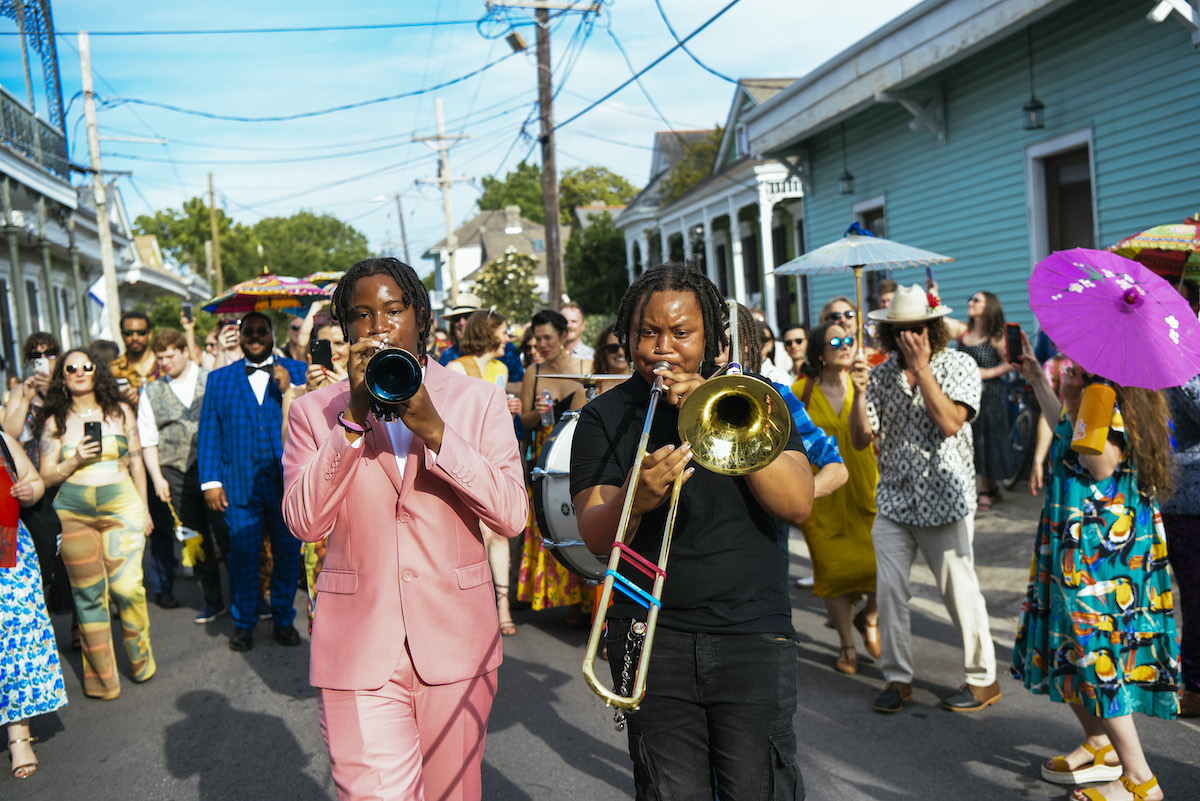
xmin=73 ymin=405 xmax=102 ymax=419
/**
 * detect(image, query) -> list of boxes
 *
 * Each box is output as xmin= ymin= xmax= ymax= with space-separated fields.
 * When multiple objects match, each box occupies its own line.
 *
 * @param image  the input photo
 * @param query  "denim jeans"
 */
xmin=606 ymin=620 xmax=804 ymax=801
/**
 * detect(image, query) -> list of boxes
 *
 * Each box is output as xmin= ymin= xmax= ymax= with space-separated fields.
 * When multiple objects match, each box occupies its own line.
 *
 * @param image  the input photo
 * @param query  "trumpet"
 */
xmin=581 ymin=300 xmax=790 ymax=716
xmin=364 ymin=346 xmax=422 ymax=421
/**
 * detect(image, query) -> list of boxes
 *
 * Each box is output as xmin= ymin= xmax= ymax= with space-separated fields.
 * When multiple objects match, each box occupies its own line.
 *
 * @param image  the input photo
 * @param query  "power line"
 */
xmin=96 ymin=48 xmax=523 ymax=123
xmin=653 ymin=0 xmax=736 ymax=83
xmin=0 ymin=20 xmax=479 ymax=37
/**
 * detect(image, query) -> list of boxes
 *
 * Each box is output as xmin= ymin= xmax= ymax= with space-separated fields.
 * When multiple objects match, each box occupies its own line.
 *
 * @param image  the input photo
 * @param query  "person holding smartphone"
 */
xmin=108 ymin=311 xmax=161 ymax=406
xmin=34 ymin=350 xmax=154 ymax=700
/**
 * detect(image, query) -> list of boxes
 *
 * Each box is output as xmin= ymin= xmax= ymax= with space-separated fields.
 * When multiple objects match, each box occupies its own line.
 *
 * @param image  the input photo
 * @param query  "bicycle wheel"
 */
xmin=1000 ymin=408 xmax=1035 ymax=490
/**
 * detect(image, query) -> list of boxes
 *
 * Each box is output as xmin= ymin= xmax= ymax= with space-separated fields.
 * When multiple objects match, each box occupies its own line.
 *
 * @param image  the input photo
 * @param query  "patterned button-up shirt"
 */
xmin=109 ymin=353 xmax=162 ymax=393
xmin=866 ymin=349 xmax=981 ymax=526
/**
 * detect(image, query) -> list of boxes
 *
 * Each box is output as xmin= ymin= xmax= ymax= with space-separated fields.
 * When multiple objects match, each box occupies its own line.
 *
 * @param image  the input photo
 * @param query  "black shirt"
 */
xmin=570 ymin=371 xmax=808 ymax=635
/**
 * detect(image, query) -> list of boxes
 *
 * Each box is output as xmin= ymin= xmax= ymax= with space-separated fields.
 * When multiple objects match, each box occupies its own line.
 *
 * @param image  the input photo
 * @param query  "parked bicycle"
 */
xmin=1000 ymin=371 xmax=1038 ymax=490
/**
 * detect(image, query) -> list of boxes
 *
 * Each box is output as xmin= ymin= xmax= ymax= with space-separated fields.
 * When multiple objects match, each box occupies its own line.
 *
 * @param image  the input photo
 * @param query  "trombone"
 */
xmin=581 ymin=300 xmax=790 ymax=713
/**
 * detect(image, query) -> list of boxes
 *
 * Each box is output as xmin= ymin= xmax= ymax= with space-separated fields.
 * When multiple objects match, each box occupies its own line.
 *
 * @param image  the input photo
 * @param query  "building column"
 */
xmin=702 ymin=212 xmax=717 ymax=288
xmin=67 ymin=212 xmax=85 ymax=345
xmin=658 ymin=223 xmax=668 ymax=263
xmin=2 ymin=178 xmax=31 ymax=343
xmin=727 ymin=198 xmax=746 ymax=305
xmin=681 ymin=218 xmax=693 ymax=261
xmin=757 ymin=185 xmax=778 ymax=334
xmin=625 ymin=230 xmax=636 ymax=284
xmin=36 ymin=197 xmax=60 ymax=337
xmin=639 ymin=230 xmax=651 ymax=275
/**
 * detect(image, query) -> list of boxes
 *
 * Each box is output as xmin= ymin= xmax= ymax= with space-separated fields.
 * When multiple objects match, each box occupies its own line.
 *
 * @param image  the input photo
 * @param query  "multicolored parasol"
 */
xmin=202 ymin=273 xmax=329 ymax=315
xmin=1028 ymin=247 xmax=1200 ymax=390
xmin=303 ymin=270 xmax=345 ymax=288
xmin=770 ymin=222 xmax=954 ymax=345
xmin=1108 ymin=215 xmax=1200 ymax=285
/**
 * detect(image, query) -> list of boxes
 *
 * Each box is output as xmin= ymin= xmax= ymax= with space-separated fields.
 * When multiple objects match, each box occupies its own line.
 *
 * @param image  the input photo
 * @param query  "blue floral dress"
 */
xmin=1011 ymin=409 xmax=1179 ymax=720
xmin=1 ymin=520 xmax=67 ymax=725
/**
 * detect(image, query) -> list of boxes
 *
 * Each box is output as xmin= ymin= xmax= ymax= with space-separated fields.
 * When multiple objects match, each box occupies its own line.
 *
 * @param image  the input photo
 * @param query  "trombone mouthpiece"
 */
xmin=652 ymin=361 xmax=670 ymax=392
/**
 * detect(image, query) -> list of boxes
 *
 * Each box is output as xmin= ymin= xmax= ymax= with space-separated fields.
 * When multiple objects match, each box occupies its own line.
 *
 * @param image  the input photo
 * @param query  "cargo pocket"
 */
xmin=767 ymin=730 xmax=804 ymax=801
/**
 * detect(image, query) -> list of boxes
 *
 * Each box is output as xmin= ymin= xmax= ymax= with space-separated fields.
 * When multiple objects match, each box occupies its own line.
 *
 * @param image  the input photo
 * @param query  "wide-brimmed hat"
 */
xmin=442 ymin=292 xmax=483 ymax=319
xmin=866 ymin=284 xmax=952 ymax=322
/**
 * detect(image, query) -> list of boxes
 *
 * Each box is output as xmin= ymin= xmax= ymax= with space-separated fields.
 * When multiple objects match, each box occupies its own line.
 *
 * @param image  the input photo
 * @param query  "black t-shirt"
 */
xmin=570 ymin=371 xmax=808 ymax=635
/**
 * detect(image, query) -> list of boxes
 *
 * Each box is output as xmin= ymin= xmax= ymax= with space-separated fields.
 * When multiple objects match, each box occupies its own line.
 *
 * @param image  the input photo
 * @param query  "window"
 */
xmin=25 ymin=280 xmax=39 ymax=329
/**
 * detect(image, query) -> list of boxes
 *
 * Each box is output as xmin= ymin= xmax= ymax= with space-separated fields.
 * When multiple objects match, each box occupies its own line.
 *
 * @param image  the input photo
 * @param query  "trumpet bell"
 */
xmin=677 ymin=374 xmax=791 ymax=476
xmin=364 ymin=348 xmax=422 ymax=420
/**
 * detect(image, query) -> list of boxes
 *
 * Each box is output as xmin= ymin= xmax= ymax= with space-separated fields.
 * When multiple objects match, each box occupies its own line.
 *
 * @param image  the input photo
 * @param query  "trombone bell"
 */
xmin=677 ymin=374 xmax=790 ymax=476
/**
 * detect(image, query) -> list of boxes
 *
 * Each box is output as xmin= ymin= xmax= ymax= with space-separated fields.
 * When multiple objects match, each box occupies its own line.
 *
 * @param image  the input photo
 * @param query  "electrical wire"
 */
xmin=653 ymin=0 xmax=736 ymax=83
xmin=95 ymin=48 xmax=522 ymax=123
xmin=0 ymin=20 xmax=478 ymax=37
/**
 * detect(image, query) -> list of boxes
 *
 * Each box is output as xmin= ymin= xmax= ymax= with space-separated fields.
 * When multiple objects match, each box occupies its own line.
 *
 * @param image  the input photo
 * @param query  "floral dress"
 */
xmin=1 ymin=520 xmax=68 ymax=725
xmin=1011 ymin=409 xmax=1179 ymax=720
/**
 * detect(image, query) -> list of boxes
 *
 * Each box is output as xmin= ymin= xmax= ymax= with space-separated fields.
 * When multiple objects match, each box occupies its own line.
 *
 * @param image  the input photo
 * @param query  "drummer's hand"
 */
xmin=653 ymin=364 xmax=705 ymax=408
xmin=345 ymin=337 xmax=384 ymax=424
xmin=631 ymin=443 xmax=693 ymax=516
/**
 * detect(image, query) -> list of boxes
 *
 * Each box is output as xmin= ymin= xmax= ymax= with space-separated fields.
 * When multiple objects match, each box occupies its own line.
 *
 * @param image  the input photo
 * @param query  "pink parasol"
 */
xmin=1028 ymin=247 xmax=1200 ymax=390
xmin=202 ymin=273 xmax=329 ymax=315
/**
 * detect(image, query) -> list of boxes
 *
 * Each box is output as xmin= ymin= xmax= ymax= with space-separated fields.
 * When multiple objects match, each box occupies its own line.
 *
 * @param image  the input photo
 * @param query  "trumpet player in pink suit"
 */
xmin=282 ymin=257 xmax=528 ymax=801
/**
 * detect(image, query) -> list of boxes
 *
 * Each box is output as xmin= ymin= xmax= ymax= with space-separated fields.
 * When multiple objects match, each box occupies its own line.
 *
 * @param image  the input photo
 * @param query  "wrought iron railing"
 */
xmin=0 ymin=83 xmax=68 ymax=180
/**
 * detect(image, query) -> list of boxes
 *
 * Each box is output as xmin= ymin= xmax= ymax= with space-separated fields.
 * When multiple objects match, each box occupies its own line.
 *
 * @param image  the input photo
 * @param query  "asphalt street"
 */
xmin=8 ymin=489 xmax=1200 ymax=800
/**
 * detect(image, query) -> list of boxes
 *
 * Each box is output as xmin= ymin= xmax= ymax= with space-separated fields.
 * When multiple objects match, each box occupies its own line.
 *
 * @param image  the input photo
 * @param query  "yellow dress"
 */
xmin=793 ymin=375 xmax=878 ymax=598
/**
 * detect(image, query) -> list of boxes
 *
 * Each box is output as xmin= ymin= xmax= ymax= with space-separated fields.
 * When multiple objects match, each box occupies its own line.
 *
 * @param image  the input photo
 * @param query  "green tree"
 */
xmin=472 ymin=250 xmax=540 ymax=323
xmin=253 ymin=210 xmax=371 ymax=278
xmin=135 ymin=295 xmax=217 ymax=342
xmin=564 ymin=212 xmax=628 ymax=316
xmin=660 ymin=127 xmax=723 ymax=205
xmin=559 ymin=167 xmax=638 ymax=225
xmin=477 ymin=160 xmax=545 ymax=224
xmin=133 ymin=197 xmax=260 ymax=288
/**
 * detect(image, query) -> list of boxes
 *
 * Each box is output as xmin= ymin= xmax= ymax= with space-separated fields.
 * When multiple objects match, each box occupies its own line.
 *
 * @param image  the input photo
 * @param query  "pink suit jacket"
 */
xmin=282 ymin=359 xmax=527 ymax=691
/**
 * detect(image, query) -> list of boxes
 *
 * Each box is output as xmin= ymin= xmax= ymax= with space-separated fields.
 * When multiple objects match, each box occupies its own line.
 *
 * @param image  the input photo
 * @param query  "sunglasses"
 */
xmin=242 ymin=326 xmax=272 ymax=337
xmin=827 ymin=336 xmax=855 ymax=349
xmin=33 ymin=349 xmax=59 ymax=360
xmin=783 ymin=338 xmax=805 ymax=347
xmin=827 ymin=310 xmax=857 ymax=322
xmin=602 ymin=343 xmax=622 ymax=354
xmin=64 ymin=363 xmax=95 ymax=375
xmin=121 ymin=328 xmax=149 ymax=337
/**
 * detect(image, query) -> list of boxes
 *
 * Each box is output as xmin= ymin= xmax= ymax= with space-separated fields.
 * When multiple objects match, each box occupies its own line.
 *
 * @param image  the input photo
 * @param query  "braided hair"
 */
xmin=614 ymin=260 xmax=728 ymax=367
xmin=330 ymin=257 xmax=432 ymax=356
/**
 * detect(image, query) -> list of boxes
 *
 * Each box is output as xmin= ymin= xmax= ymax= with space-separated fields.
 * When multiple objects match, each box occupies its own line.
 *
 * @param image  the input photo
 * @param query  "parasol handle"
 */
xmin=853 ymin=266 xmax=864 ymax=351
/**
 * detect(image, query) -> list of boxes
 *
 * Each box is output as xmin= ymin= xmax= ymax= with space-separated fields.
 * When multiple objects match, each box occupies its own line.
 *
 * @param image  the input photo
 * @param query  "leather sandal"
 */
xmin=1071 ymin=774 xmax=1159 ymax=801
xmin=835 ymin=645 xmax=857 ymax=674
xmin=495 ymin=585 xmax=516 ymax=637
xmin=8 ymin=737 xmax=37 ymax=780
xmin=853 ymin=609 xmax=882 ymax=661
xmin=1041 ymin=742 xmax=1122 ymax=785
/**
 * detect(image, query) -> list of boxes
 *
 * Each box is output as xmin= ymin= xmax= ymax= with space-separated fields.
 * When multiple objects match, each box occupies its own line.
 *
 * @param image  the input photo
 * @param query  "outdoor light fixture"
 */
xmin=1023 ymin=28 xmax=1045 ymax=131
xmin=838 ymin=122 xmax=854 ymax=195
xmin=506 ymin=31 xmax=526 ymax=52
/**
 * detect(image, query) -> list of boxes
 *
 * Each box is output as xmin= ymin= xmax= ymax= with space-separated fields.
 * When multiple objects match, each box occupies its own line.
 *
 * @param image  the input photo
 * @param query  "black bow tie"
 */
xmin=246 ymin=363 xmax=272 ymax=375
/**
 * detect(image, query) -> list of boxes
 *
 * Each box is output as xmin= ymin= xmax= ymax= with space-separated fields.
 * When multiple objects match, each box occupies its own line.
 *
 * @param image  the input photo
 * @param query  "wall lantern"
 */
xmin=1023 ymin=28 xmax=1045 ymax=131
xmin=838 ymin=123 xmax=854 ymax=195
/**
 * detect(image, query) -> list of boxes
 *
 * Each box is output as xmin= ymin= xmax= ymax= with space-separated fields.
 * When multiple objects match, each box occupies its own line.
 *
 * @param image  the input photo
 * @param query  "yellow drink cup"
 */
xmin=1071 ymin=379 xmax=1116 ymax=455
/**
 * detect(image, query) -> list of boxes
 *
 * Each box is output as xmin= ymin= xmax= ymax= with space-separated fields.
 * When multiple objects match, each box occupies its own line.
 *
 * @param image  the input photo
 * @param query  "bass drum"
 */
xmin=531 ymin=411 xmax=606 ymax=582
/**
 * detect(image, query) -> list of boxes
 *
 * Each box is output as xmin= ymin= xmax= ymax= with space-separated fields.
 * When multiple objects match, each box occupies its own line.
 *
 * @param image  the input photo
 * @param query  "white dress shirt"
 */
xmin=137 ymin=361 xmax=200 ymax=447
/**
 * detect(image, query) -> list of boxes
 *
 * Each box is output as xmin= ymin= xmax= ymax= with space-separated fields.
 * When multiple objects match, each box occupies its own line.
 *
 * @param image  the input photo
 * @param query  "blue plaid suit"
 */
xmin=198 ymin=357 xmax=306 ymax=630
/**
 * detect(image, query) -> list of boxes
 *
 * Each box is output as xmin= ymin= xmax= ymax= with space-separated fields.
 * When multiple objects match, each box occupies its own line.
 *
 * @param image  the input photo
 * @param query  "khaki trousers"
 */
xmin=871 ymin=513 xmax=996 ymax=687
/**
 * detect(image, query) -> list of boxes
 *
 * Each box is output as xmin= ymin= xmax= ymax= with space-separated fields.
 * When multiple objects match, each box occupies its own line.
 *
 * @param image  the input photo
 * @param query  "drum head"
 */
xmin=531 ymin=412 xmax=606 ymax=582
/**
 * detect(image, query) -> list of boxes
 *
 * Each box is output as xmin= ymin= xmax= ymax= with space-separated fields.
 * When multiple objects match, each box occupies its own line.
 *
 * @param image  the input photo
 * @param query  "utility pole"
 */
xmin=484 ymin=1 xmax=599 ymax=310
xmin=535 ymin=7 xmax=563 ymax=310
xmin=208 ymin=172 xmax=223 ymax=295
xmin=415 ymin=98 xmax=468 ymax=307
xmin=393 ymin=193 xmax=411 ymax=266
xmin=79 ymin=31 xmax=122 ymax=341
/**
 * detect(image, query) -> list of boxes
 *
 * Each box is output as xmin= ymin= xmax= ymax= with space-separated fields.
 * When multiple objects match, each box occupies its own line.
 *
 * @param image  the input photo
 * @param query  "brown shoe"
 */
xmin=873 ymin=681 xmax=912 ymax=713
xmin=853 ymin=609 xmax=882 ymax=661
xmin=942 ymin=680 xmax=1001 ymax=712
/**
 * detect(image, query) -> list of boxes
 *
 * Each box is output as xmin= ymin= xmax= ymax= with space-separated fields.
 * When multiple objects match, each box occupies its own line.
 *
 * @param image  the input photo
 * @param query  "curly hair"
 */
xmin=32 ymin=348 xmax=128 ymax=440
xmin=800 ymin=321 xmax=846 ymax=378
xmin=591 ymin=324 xmax=618 ymax=374
xmin=1114 ymin=385 xmax=1175 ymax=502
xmin=613 ymin=259 xmax=728 ymax=367
xmin=22 ymin=332 xmax=60 ymax=363
xmin=458 ymin=310 xmax=506 ymax=357
xmin=875 ymin=318 xmax=952 ymax=367
xmin=330 ymin=257 xmax=432 ymax=356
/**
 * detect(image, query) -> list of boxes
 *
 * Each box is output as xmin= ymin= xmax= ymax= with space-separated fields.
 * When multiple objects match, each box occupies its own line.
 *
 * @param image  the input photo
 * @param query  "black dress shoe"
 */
xmin=229 ymin=627 xmax=254 ymax=652
xmin=873 ymin=681 xmax=912 ymax=714
xmin=942 ymin=680 xmax=1001 ymax=712
xmin=154 ymin=593 xmax=181 ymax=610
xmin=272 ymin=624 xmax=301 ymax=647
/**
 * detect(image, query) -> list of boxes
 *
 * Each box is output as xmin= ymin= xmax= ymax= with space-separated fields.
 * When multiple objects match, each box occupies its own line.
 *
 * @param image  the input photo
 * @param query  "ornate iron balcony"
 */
xmin=0 ymin=84 xmax=68 ymax=180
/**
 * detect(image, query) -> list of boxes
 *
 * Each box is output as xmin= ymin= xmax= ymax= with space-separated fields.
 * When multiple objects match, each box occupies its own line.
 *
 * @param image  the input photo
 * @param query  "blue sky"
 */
xmin=1 ymin=0 xmax=921 ymax=275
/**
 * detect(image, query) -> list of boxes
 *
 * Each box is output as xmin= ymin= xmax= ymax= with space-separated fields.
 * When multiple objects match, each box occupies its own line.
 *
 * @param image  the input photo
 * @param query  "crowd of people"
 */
xmin=0 ymin=255 xmax=1194 ymax=801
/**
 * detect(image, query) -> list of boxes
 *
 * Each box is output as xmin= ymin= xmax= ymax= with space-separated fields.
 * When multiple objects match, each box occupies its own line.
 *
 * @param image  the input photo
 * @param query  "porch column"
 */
xmin=658 ymin=223 xmax=668 ymax=264
xmin=727 ymin=198 xmax=746 ymax=304
xmin=639 ymin=230 xmax=651 ymax=274
xmin=36 ymin=197 xmax=60 ymax=336
xmin=757 ymin=185 xmax=778 ymax=334
xmin=702 ymin=212 xmax=717 ymax=287
xmin=625 ymin=230 xmax=636 ymax=284
xmin=2 ymin=178 xmax=31 ymax=342
xmin=681 ymin=218 xmax=693 ymax=261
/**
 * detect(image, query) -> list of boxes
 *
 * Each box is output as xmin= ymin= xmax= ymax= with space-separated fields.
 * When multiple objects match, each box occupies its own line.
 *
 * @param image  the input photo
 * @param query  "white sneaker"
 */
xmin=795 ymin=576 xmax=814 ymax=588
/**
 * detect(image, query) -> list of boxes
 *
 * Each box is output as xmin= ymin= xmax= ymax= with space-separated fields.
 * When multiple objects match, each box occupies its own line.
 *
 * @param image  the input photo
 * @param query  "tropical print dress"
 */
xmin=1 ymin=520 xmax=68 ymax=725
xmin=1011 ymin=408 xmax=1179 ymax=720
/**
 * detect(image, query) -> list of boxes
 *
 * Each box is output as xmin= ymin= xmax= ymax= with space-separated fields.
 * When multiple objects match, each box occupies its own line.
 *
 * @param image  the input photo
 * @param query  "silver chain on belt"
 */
xmin=613 ymin=621 xmax=646 ymax=732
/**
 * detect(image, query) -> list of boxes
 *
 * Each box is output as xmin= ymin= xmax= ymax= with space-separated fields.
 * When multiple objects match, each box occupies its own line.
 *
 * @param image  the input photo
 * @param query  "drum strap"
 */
xmin=800 ymin=376 xmax=815 ymax=407
xmin=453 ymin=356 xmax=483 ymax=379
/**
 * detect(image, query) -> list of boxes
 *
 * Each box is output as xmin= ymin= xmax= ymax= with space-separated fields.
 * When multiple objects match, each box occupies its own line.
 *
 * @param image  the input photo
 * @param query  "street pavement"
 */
xmin=8 ymin=489 xmax=1200 ymax=800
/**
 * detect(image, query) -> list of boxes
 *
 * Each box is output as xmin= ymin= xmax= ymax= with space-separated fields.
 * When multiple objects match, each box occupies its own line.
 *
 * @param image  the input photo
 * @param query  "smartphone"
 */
xmin=924 ymin=264 xmax=937 ymax=289
xmin=1005 ymin=322 xmax=1023 ymax=364
xmin=115 ymin=377 xmax=130 ymax=394
xmin=33 ymin=357 xmax=49 ymax=376
xmin=220 ymin=317 xmax=241 ymax=330
xmin=309 ymin=338 xmax=334 ymax=370
xmin=83 ymin=421 xmax=102 ymax=446
xmin=182 ymin=302 xmax=194 ymax=322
